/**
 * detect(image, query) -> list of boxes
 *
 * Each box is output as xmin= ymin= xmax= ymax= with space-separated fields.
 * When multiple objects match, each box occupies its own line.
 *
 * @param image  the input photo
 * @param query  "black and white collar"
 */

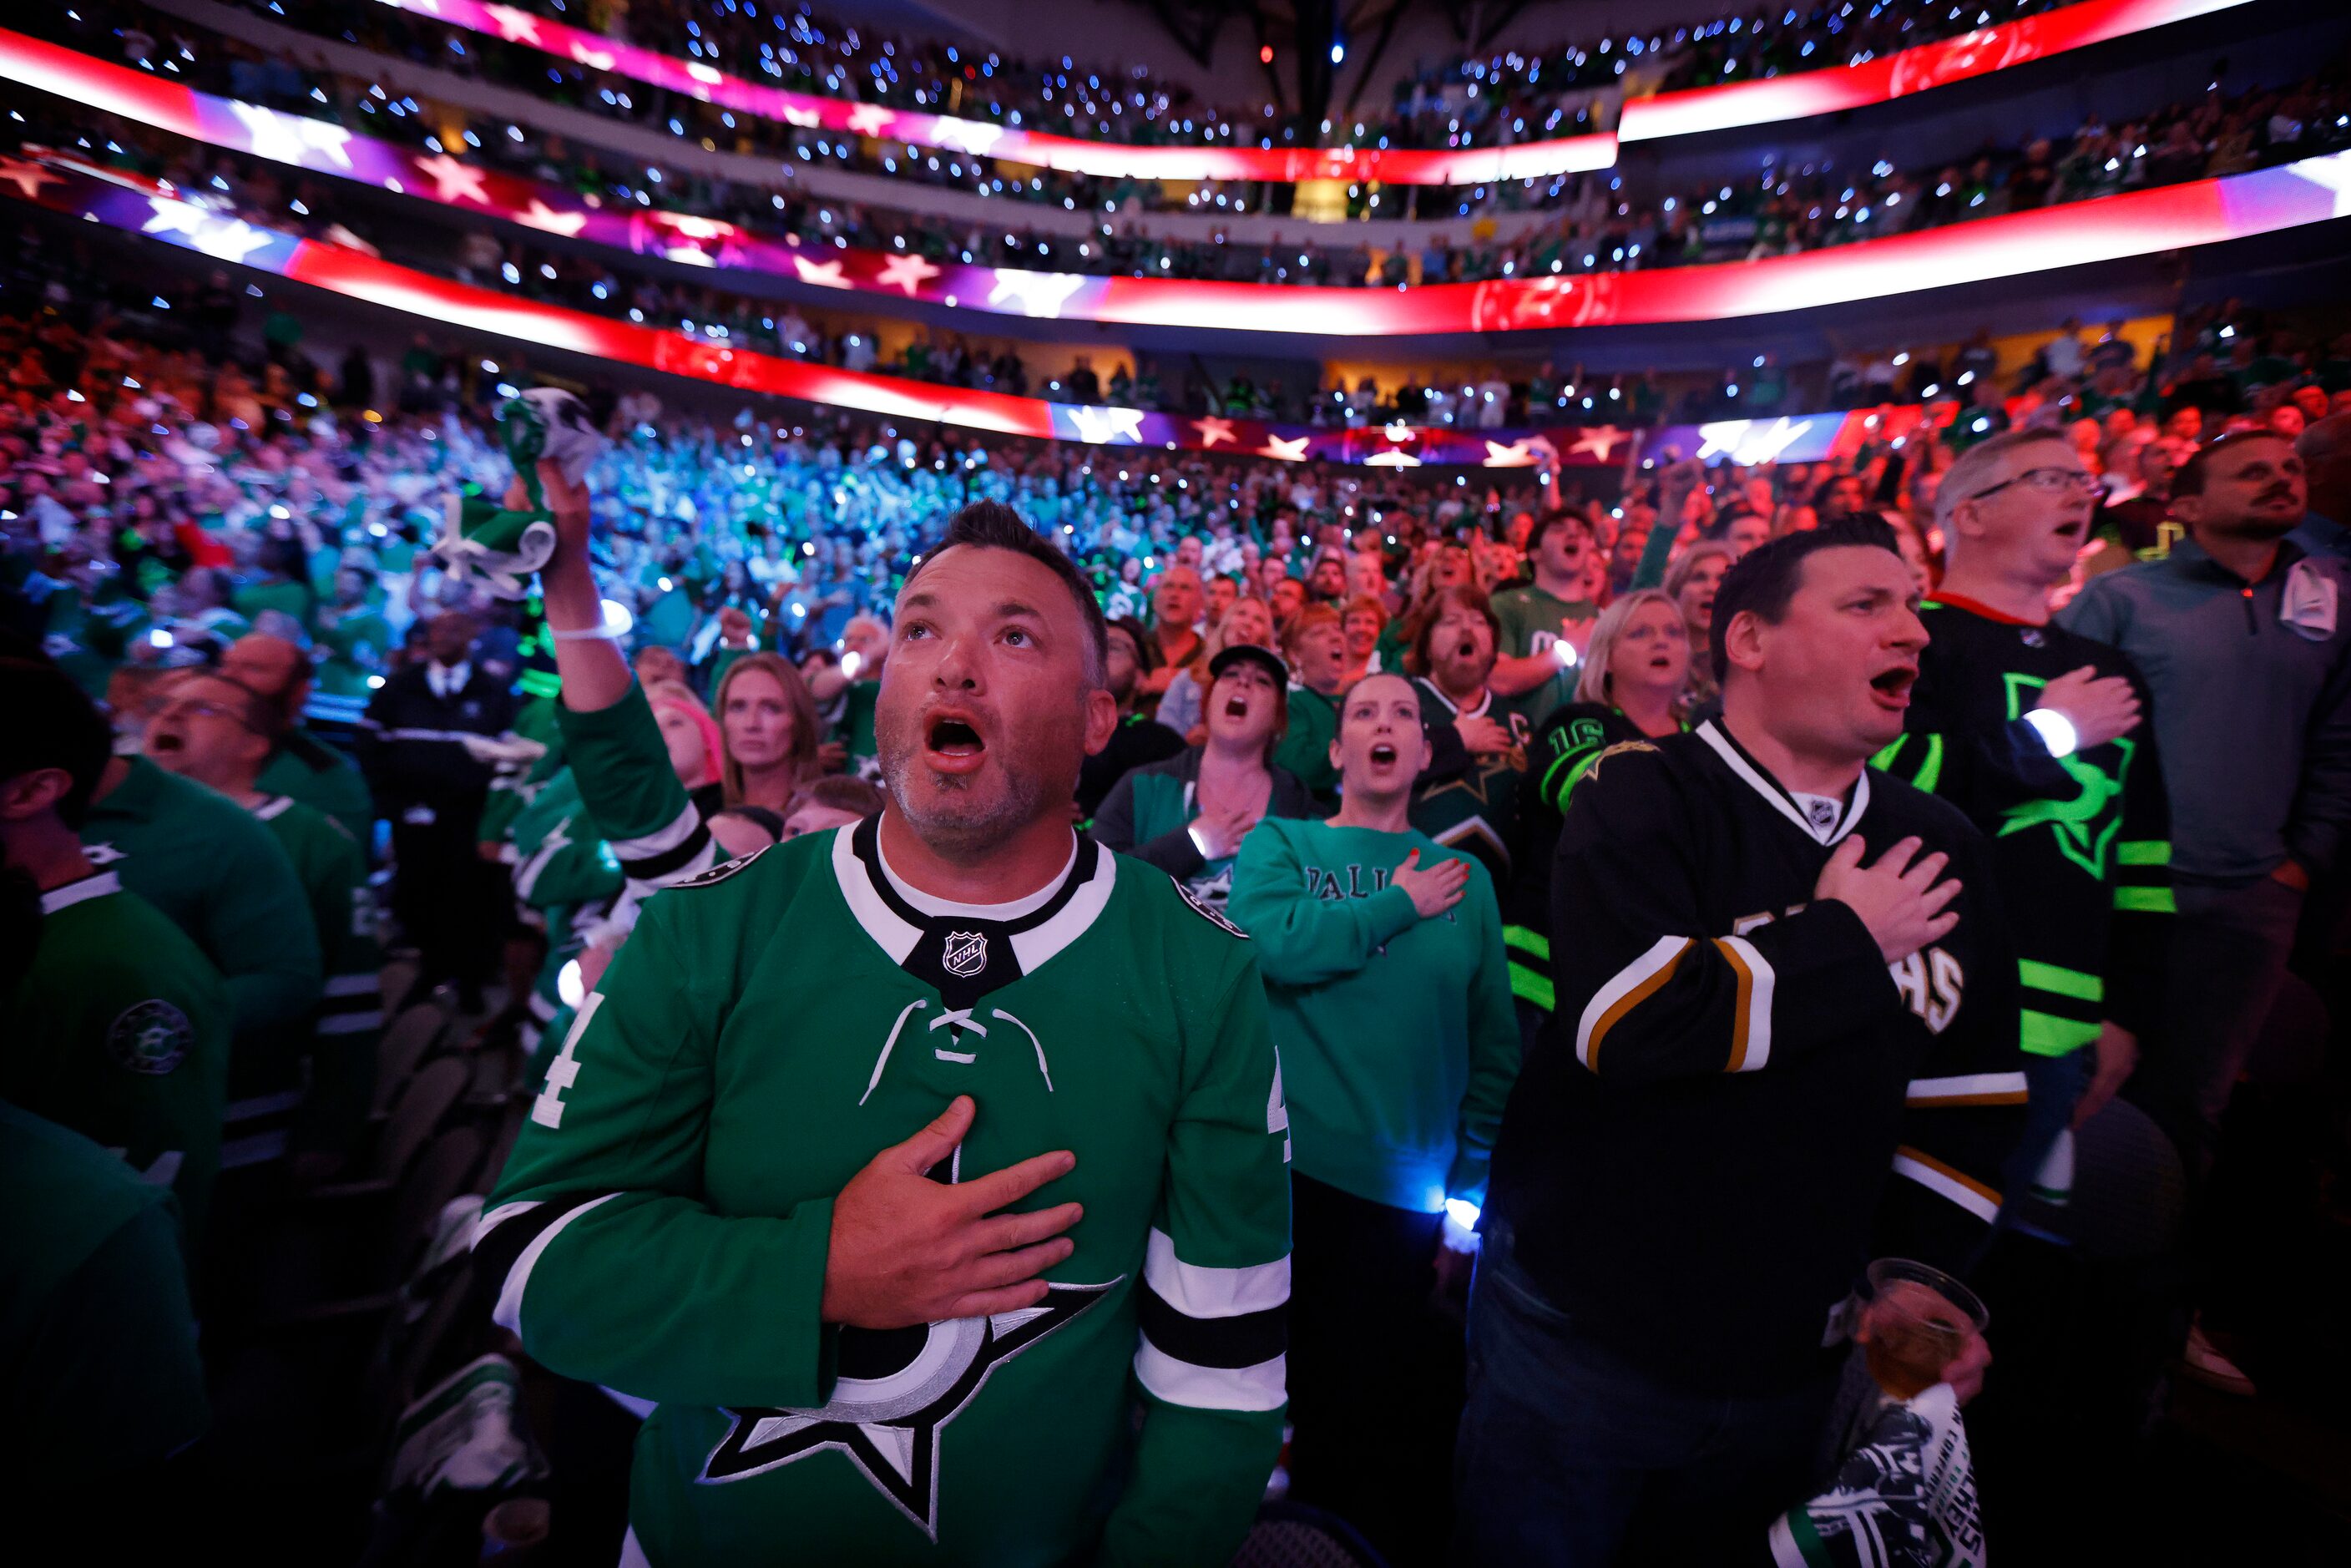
xmin=832 ymin=815 xmax=1116 ymax=1009
xmin=1414 ymin=675 xmax=1490 ymax=722
xmin=1696 ymin=719 xmax=1870 ymax=847
xmin=41 ymin=870 xmax=122 ymax=915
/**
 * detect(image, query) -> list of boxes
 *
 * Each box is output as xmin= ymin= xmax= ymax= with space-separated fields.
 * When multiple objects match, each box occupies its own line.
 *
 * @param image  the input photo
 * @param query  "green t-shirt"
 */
xmin=478 ymin=821 xmax=1288 ymax=1565
xmin=81 ymin=758 xmax=322 ymax=1039
xmin=836 ymin=677 xmax=882 ymax=763
xmin=1487 ymin=580 xmax=1592 ymax=719
xmin=1 ymin=873 xmax=231 ymax=1245
xmin=0 ymin=1101 xmax=209 ymax=1481
xmin=1226 ymin=817 xmax=1519 ymax=1212
xmin=1271 ymin=684 xmax=1342 ymax=805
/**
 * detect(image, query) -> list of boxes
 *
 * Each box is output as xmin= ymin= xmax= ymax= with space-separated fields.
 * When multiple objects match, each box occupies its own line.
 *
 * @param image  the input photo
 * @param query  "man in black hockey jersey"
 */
xmin=1884 ymin=429 xmax=2171 ymax=1190
xmin=1461 ymin=518 xmax=2025 ymax=1565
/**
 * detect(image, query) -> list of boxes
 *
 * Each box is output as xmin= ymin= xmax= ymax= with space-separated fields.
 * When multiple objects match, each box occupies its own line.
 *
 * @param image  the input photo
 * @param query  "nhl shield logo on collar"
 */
xmin=942 ymin=931 xmax=988 ymax=978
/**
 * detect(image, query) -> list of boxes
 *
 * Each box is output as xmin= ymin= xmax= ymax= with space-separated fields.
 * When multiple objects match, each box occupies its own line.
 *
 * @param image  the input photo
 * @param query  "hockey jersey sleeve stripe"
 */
xmin=1502 ymin=924 xmax=1551 ymax=962
xmin=609 ymin=801 xmax=704 ymax=862
xmin=2116 ymin=840 xmax=2172 ymax=866
xmin=2020 ymin=1010 xmax=2101 ymax=1056
xmin=2018 ymin=959 xmax=2102 ymax=1004
xmin=1904 ymin=1072 xmax=2031 ymax=1106
xmin=1132 ymin=1340 xmax=1287 ymax=1413
xmin=2114 ymin=887 xmax=2176 ymax=913
xmin=1891 ymin=1146 xmax=2001 ymax=1225
xmin=1138 ymin=1285 xmax=1287 ymax=1369
xmin=1575 ymin=935 xmax=1694 ymax=1071
xmin=1713 ymin=935 xmax=1774 ymax=1073
xmin=480 ymin=1191 xmax=623 ymax=1338
xmin=1143 ymin=1227 xmax=1289 ymax=1318
xmin=1509 ymin=961 xmax=1556 ymax=1013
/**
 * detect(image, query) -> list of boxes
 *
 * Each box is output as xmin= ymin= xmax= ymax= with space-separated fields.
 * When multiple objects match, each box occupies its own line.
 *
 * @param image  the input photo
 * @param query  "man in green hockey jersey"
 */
xmin=478 ymin=485 xmax=1292 ymax=1565
xmin=144 ymin=672 xmax=383 ymax=1176
xmin=221 ymin=633 xmax=377 ymax=846
xmin=1 ymin=659 xmax=232 ymax=1246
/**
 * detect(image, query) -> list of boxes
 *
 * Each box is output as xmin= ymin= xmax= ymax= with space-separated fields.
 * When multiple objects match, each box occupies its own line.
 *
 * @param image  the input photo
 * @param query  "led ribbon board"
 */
xmin=363 ymin=0 xmax=2250 ymax=177
xmin=1 ymin=161 xmax=1658 ymax=468
xmin=5 ymin=30 xmax=2343 ymax=339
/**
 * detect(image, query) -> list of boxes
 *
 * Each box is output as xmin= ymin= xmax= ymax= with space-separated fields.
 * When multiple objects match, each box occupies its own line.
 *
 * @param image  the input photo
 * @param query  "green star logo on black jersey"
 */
xmin=699 ymin=1279 xmax=1121 ymax=1536
xmin=1996 ymin=673 xmax=2132 ymax=878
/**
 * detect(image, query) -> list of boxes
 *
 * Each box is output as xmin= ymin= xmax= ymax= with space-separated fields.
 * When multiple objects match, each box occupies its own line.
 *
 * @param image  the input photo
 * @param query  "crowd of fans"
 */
xmin=7 ymin=9 xmax=2351 ymax=1540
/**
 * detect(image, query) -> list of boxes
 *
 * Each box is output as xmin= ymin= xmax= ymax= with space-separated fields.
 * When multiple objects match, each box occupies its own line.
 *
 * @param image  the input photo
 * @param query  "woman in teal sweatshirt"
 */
xmin=1226 ymin=671 xmax=1519 ymax=1565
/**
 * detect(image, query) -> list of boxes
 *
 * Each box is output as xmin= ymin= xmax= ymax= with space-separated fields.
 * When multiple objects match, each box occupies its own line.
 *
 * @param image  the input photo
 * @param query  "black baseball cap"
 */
xmin=1209 ymin=643 xmax=1289 ymax=689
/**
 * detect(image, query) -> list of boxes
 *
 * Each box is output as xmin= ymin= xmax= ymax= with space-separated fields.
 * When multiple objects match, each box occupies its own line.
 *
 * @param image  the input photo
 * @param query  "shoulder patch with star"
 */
xmin=1171 ymin=876 xmax=1249 ymax=939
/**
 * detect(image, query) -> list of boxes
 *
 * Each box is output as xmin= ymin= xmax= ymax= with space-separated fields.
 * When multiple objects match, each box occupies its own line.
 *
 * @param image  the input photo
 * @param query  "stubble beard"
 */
xmin=877 ymin=731 xmax=1051 ymax=862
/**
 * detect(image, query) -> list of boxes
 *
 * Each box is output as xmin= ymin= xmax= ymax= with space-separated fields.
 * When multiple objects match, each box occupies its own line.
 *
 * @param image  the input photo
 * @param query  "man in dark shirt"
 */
xmin=357 ymin=610 xmax=516 ymax=1009
xmin=2095 ymin=441 xmax=2179 ymax=554
xmin=1075 ymin=617 xmax=1183 ymax=821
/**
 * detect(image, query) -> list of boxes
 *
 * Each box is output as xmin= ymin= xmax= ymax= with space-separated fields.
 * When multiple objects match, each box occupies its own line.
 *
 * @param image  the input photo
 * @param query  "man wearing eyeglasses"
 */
xmin=1877 ymin=430 xmax=2172 ymax=1192
xmin=2062 ymin=430 xmax=2351 ymax=1393
xmin=1488 ymin=508 xmax=1599 ymax=711
xmin=145 ymin=673 xmax=382 ymax=1181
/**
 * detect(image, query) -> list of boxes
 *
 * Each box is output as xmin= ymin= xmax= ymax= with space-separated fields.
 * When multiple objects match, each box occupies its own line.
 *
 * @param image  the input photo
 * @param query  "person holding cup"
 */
xmin=1461 ymin=521 xmax=2021 ymax=1565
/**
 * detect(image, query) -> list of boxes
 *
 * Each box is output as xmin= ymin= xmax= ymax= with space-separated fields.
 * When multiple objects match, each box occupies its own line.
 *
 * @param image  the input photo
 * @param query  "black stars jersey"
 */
xmin=476 ymin=818 xmax=1291 ymax=1566
xmin=1871 ymin=597 xmax=2172 ymax=1057
xmin=1488 ymin=720 xmax=2025 ymax=1396
xmin=1409 ymin=675 xmax=1544 ymax=888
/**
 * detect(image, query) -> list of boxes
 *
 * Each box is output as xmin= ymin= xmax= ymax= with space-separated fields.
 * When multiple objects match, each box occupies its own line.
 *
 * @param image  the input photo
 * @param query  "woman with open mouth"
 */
xmin=1092 ymin=644 xmax=1312 ymax=913
xmin=1227 ymin=670 xmax=1519 ymax=1567
xmin=1506 ymin=589 xmax=1696 ymax=1039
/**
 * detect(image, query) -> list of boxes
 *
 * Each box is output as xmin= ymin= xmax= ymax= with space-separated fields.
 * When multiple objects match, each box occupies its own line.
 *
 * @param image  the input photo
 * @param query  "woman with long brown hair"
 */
xmin=711 ymin=651 xmax=820 ymax=813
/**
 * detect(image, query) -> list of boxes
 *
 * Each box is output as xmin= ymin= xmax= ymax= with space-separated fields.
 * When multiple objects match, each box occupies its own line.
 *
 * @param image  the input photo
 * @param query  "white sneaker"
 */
xmin=2182 ymin=1323 xmax=2257 ymax=1396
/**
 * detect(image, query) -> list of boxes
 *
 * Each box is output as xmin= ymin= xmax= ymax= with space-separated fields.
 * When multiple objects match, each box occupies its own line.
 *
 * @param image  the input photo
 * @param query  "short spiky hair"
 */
xmin=901 ymin=501 xmax=1109 ymax=688
xmin=0 ymin=657 xmax=115 ymax=827
xmin=1709 ymin=516 xmax=1901 ymax=686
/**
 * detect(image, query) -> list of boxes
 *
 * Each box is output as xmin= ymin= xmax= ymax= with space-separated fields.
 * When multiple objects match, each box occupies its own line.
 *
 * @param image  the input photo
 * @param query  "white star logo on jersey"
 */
xmin=568 ymin=39 xmax=615 ymax=71
xmin=875 ymin=254 xmax=941 ymax=296
xmin=142 ymin=198 xmax=275 ymax=264
xmin=412 ymin=153 xmax=489 ymax=205
xmin=516 ymin=199 xmax=589 ymax=236
xmin=700 ymin=1270 xmax=1121 ymax=1537
xmin=481 ymin=5 xmax=543 ymax=45
xmin=83 ymin=841 xmax=126 ymax=865
xmin=228 ymin=102 xmax=354 ymax=170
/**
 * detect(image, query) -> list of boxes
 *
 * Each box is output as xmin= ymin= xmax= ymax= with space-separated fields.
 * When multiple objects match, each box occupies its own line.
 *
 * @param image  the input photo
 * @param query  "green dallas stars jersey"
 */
xmin=0 ymin=872 xmax=231 ymax=1246
xmin=1408 ymin=675 xmax=1548 ymax=888
xmin=242 ymin=796 xmax=382 ymax=1168
xmin=81 ymin=757 xmax=322 ymax=1039
xmin=477 ymin=819 xmax=1290 ymax=1565
xmin=1872 ymin=598 xmax=2172 ymax=1055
